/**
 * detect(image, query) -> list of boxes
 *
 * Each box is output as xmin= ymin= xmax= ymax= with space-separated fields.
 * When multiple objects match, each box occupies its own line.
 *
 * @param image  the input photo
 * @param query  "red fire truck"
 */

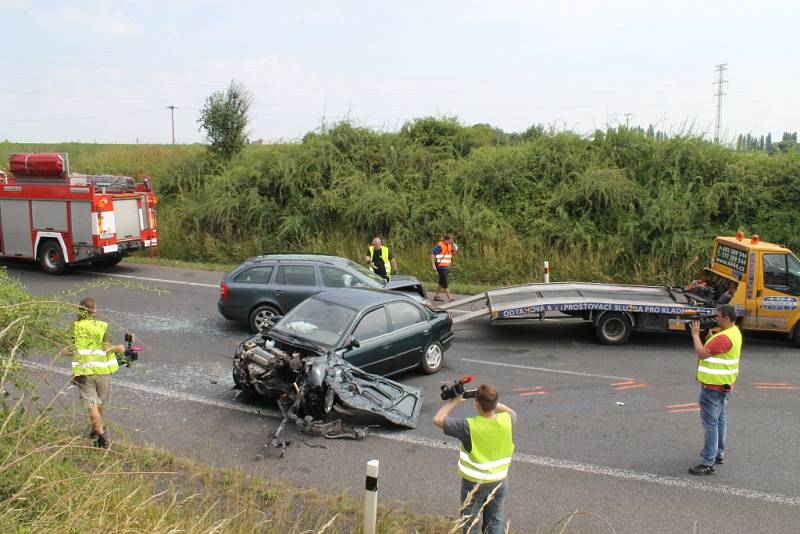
xmin=0 ymin=152 xmax=158 ymax=274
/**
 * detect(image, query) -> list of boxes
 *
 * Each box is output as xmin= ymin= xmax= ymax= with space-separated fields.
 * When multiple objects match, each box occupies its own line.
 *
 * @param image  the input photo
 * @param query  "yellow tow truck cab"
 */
xmin=701 ymin=233 xmax=800 ymax=345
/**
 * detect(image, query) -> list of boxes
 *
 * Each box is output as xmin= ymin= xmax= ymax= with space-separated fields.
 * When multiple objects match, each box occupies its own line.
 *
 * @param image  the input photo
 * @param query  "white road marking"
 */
xmin=24 ymin=362 xmax=800 ymax=507
xmin=77 ymin=271 xmax=219 ymax=289
xmin=371 ymin=432 xmax=800 ymax=507
xmin=461 ymin=358 xmax=633 ymax=381
xmin=23 ymin=362 xmax=279 ymax=419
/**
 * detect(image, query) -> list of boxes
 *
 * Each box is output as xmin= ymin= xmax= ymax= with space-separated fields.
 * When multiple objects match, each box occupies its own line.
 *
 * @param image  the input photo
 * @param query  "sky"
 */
xmin=1 ymin=0 xmax=798 ymax=144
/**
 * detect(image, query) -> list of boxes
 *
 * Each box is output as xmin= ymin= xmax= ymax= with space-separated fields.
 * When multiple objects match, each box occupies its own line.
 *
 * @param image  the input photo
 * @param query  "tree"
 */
xmin=198 ymin=79 xmax=254 ymax=160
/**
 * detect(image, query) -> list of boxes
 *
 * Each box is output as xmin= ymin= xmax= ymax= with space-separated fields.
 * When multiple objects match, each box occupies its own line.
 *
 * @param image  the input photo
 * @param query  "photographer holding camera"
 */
xmin=688 ymin=303 xmax=742 ymax=476
xmin=66 ymin=297 xmax=126 ymax=449
xmin=433 ymin=382 xmax=516 ymax=534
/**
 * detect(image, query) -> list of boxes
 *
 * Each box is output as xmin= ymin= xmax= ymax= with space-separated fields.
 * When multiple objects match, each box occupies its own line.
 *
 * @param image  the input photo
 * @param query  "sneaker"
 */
xmin=94 ymin=433 xmax=110 ymax=449
xmin=688 ymin=464 xmax=716 ymax=476
xmin=715 ymin=457 xmax=724 ymax=465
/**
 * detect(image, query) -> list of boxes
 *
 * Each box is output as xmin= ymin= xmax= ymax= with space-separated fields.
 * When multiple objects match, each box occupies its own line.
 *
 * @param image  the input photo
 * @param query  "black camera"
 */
xmin=441 ymin=375 xmax=477 ymax=400
xmin=678 ymin=314 xmax=717 ymax=331
xmin=116 ymin=332 xmax=139 ymax=368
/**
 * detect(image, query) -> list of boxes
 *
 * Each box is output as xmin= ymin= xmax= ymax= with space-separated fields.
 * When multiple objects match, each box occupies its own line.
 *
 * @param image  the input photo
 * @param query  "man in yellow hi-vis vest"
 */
xmin=688 ymin=304 xmax=741 ymax=475
xmin=67 ymin=297 xmax=125 ymax=449
xmin=434 ymin=384 xmax=516 ymax=534
xmin=365 ymin=236 xmax=398 ymax=281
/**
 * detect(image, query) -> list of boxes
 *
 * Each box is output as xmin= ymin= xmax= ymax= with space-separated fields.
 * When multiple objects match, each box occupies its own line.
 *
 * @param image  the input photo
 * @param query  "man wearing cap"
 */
xmin=688 ymin=304 xmax=741 ymax=475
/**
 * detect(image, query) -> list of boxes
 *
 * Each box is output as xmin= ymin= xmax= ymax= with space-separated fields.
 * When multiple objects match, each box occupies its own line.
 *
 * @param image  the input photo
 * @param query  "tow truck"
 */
xmin=0 ymin=152 xmax=158 ymax=274
xmin=443 ymin=234 xmax=800 ymax=346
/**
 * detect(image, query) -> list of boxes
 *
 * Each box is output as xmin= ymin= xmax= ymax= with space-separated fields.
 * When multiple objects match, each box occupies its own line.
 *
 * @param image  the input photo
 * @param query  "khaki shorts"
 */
xmin=73 ymin=374 xmax=111 ymax=408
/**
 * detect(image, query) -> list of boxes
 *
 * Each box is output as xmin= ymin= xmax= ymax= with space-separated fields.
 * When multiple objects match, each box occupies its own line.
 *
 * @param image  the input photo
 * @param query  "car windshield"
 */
xmin=344 ymin=259 xmax=386 ymax=287
xmin=272 ymin=297 xmax=358 ymax=347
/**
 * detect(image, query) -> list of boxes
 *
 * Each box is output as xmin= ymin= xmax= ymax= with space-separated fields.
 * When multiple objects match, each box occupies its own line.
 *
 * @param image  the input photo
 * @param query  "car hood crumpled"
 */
xmin=384 ymin=275 xmax=426 ymax=299
xmin=325 ymin=359 xmax=423 ymax=428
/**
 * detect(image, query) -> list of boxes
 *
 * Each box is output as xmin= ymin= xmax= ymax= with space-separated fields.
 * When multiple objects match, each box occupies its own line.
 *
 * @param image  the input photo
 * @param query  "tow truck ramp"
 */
xmin=440 ymin=282 xmax=716 ymax=345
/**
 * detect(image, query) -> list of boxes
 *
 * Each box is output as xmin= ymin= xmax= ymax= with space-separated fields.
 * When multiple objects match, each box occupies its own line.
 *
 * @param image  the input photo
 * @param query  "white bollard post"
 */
xmin=364 ymin=459 xmax=379 ymax=534
xmin=544 ymin=261 xmax=551 ymax=283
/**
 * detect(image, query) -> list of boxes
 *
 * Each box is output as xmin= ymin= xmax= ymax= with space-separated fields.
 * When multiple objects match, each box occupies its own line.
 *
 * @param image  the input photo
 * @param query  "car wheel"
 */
xmin=792 ymin=322 xmax=800 ymax=348
xmin=39 ymin=241 xmax=67 ymax=275
xmin=302 ymin=386 xmax=327 ymax=421
xmin=249 ymin=304 xmax=280 ymax=333
xmin=596 ymin=312 xmax=633 ymax=345
xmin=421 ymin=341 xmax=444 ymax=374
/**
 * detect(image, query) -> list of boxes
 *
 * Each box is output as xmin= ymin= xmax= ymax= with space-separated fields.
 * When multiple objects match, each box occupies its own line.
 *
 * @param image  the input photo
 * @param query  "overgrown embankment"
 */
xmin=4 ymin=121 xmax=799 ymax=286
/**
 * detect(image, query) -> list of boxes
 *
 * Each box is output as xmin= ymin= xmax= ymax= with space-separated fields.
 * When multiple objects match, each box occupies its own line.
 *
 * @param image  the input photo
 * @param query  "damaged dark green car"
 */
xmin=232 ymin=288 xmax=455 ymax=437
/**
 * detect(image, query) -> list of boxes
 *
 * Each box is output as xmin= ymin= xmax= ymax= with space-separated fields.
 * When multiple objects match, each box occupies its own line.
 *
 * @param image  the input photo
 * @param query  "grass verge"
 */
xmin=1 ymin=371 xmax=458 ymax=533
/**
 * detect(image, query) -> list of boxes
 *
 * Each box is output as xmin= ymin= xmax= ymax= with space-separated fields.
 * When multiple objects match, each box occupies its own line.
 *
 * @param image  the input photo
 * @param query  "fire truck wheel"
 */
xmin=39 ymin=241 xmax=67 ymax=275
xmin=91 ymin=254 xmax=123 ymax=268
xmin=596 ymin=312 xmax=632 ymax=345
xmin=249 ymin=304 xmax=280 ymax=333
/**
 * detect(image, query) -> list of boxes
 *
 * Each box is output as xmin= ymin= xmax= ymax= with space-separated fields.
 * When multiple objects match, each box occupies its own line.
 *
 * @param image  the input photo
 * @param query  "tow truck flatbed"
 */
xmin=485 ymin=282 xmax=712 ymax=320
xmin=441 ymin=282 xmax=716 ymax=345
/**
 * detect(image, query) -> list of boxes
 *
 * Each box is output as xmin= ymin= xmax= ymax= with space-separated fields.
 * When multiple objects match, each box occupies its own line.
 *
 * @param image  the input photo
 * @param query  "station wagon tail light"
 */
xmin=220 ymin=282 xmax=229 ymax=299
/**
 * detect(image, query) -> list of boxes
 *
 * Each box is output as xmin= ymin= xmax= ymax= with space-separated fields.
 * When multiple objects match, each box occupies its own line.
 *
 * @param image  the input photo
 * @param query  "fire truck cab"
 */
xmin=0 ymin=152 xmax=158 ymax=274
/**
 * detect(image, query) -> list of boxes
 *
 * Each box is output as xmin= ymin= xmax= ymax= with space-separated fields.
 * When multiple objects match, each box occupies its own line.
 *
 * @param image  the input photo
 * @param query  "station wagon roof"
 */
xmin=245 ymin=253 xmax=349 ymax=264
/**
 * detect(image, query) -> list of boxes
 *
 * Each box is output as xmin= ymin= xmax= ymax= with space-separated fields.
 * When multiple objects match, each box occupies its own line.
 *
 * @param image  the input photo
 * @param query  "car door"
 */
xmin=227 ymin=264 xmax=275 ymax=316
xmin=757 ymin=252 xmax=800 ymax=331
xmin=345 ymin=306 xmax=395 ymax=375
xmin=272 ymin=264 xmax=319 ymax=311
xmin=385 ymin=301 xmax=430 ymax=370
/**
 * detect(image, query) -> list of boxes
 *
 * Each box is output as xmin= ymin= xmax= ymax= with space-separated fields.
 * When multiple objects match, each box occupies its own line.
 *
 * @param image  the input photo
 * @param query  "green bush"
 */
xmin=4 ymin=121 xmax=799 ymax=286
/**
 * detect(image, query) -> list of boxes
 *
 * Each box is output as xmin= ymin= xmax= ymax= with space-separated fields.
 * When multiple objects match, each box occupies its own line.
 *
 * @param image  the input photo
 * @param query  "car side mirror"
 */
xmin=347 ymin=336 xmax=360 ymax=349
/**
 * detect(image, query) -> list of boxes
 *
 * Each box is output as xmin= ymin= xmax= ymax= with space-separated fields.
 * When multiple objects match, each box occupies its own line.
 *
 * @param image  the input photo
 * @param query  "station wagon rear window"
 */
xmin=234 ymin=265 xmax=273 ymax=283
xmin=276 ymin=265 xmax=316 ymax=286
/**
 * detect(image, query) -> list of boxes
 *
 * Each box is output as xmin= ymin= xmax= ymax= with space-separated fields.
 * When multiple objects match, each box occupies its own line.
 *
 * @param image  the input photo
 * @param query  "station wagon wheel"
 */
xmin=596 ymin=312 xmax=632 ymax=346
xmin=39 ymin=241 xmax=67 ymax=275
xmin=249 ymin=304 xmax=280 ymax=333
xmin=421 ymin=341 xmax=444 ymax=374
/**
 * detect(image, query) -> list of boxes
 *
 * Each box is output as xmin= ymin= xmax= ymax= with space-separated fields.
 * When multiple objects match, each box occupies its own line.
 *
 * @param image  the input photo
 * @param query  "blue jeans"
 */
xmin=460 ymin=478 xmax=507 ymax=534
xmin=698 ymin=385 xmax=731 ymax=466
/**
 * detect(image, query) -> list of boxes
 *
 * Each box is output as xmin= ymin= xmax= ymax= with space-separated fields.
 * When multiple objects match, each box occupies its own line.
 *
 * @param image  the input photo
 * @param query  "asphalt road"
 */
xmin=8 ymin=260 xmax=800 ymax=533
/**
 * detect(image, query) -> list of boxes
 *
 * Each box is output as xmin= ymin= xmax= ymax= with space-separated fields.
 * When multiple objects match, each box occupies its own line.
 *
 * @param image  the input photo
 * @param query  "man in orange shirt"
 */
xmin=431 ymin=233 xmax=458 ymax=302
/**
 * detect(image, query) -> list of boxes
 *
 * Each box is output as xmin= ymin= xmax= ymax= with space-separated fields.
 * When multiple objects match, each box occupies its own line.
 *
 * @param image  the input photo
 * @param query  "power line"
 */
xmin=713 ymin=63 xmax=728 ymax=143
xmin=3 ymin=108 xmax=164 ymax=122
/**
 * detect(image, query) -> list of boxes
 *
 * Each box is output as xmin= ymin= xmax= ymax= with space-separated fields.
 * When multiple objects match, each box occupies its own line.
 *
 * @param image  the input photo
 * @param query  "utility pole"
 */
xmin=166 ymin=105 xmax=177 ymax=144
xmin=713 ymin=64 xmax=728 ymax=144
xmin=624 ymin=113 xmax=632 ymax=129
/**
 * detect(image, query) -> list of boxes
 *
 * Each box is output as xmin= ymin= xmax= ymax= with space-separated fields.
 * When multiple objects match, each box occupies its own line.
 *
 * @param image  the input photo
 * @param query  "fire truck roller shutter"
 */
xmin=113 ymin=198 xmax=140 ymax=239
xmin=0 ymin=200 xmax=34 ymax=257
xmin=32 ymin=201 xmax=68 ymax=231
xmin=70 ymin=202 xmax=92 ymax=245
